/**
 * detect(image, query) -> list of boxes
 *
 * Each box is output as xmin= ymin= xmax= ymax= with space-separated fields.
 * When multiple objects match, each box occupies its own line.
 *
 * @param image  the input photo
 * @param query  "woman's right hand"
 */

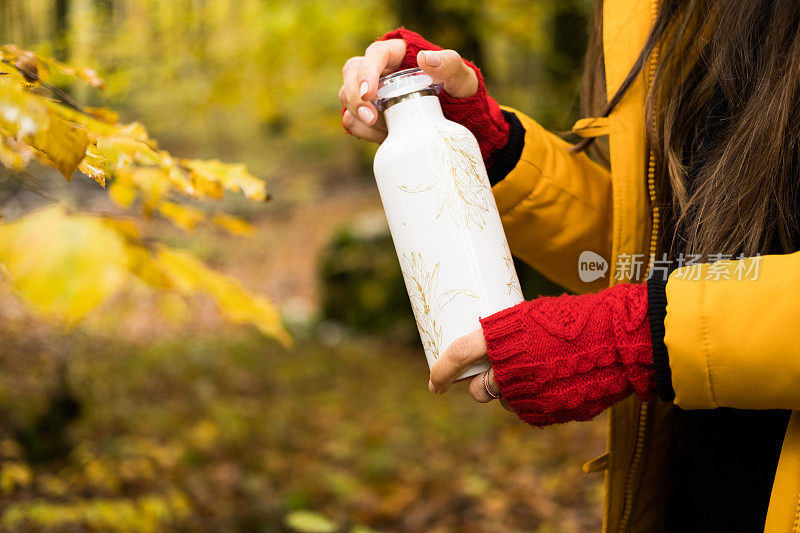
xmin=339 ymin=33 xmax=479 ymax=144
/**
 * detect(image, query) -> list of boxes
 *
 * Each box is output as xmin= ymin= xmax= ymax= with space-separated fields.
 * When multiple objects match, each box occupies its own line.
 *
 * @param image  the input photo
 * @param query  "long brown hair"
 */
xmin=578 ymin=0 xmax=800 ymax=258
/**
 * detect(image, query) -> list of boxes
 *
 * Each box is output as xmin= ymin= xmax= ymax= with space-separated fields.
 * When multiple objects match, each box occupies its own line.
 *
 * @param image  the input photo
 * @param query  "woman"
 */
xmin=339 ymin=1 xmax=800 ymax=531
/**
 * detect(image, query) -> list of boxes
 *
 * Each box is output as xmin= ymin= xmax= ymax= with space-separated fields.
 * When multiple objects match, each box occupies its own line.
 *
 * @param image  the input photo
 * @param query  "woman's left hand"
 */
xmin=428 ymin=329 xmax=513 ymax=411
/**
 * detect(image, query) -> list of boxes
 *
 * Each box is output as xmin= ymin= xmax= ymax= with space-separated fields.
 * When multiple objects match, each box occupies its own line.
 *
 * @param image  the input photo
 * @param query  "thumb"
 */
xmin=417 ymin=50 xmax=478 ymax=99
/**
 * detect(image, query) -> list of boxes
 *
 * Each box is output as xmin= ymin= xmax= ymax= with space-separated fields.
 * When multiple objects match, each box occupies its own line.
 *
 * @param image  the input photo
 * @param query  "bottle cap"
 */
xmin=373 ymin=67 xmax=443 ymax=111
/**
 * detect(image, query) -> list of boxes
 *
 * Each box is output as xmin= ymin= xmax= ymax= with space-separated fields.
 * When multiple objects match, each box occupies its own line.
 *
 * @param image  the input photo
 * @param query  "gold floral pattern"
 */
xmin=399 ymin=252 xmax=477 ymax=359
xmin=503 ymin=239 xmax=523 ymax=298
xmin=399 ymin=125 xmax=492 ymax=229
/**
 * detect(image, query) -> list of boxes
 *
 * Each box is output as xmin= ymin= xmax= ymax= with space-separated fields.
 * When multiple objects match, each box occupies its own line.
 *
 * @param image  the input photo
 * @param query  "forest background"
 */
xmin=0 ymin=1 xmax=604 ymax=531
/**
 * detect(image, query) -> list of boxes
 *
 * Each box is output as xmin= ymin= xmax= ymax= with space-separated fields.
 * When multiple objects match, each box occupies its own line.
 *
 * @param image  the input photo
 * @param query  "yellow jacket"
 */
xmin=495 ymin=0 xmax=800 ymax=530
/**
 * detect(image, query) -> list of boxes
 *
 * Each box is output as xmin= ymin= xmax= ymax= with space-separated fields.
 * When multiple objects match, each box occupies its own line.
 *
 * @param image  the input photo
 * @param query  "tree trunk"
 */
xmin=54 ymin=0 xmax=70 ymax=61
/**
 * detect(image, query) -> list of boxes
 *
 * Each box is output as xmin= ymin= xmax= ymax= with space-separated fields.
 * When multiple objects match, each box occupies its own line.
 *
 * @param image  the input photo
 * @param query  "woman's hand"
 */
xmin=339 ymin=38 xmax=478 ymax=144
xmin=428 ymin=328 xmax=513 ymax=411
xmin=340 ymin=28 xmax=511 ymax=164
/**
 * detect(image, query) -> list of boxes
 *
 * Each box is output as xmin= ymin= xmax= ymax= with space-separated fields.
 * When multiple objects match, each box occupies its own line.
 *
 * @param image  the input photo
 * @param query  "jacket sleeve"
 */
xmin=493 ymin=105 xmax=613 ymax=295
xmin=662 ymin=252 xmax=800 ymax=410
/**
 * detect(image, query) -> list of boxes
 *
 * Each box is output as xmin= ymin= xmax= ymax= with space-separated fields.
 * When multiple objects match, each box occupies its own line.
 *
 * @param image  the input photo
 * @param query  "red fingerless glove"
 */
xmin=479 ymin=283 xmax=656 ymax=427
xmin=345 ymin=27 xmax=511 ymax=167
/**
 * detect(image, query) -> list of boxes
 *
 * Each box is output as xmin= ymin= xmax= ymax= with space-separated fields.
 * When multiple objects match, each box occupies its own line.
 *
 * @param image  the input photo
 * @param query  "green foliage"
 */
xmin=318 ymin=218 xmax=416 ymax=341
xmin=1 ymin=492 xmax=191 ymax=532
xmin=1 ymin=0 xmax=592 ymax=183
xmin=0 ymin=325 xmax=605 ymax=532
xmin=482 ymin=0 xmax=593 ymax=130
xmin=59 ymin=0 xmax=396 ymax=176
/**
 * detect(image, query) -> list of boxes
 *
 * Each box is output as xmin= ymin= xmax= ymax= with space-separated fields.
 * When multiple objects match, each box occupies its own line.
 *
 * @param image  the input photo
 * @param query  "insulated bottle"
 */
xmin=372 ymin=67 xmax=523 ymax=380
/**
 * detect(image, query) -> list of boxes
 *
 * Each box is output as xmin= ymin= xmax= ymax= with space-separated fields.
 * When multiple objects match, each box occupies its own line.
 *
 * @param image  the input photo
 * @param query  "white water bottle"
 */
xmin=372 ymin=68 xmax=524 ymax=380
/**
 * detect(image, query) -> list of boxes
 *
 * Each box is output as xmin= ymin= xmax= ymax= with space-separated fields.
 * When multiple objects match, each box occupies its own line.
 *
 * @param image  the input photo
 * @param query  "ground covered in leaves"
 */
xmin=0 ymin=322 xmax=605 ymax=532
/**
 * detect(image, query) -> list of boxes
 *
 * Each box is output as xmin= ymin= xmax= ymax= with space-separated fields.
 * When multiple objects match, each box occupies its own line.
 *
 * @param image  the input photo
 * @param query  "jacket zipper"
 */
xmin=618 ymin=0 xmax=661 ymax=530
xmin=793 ymin=492 xmax=800 ymax=532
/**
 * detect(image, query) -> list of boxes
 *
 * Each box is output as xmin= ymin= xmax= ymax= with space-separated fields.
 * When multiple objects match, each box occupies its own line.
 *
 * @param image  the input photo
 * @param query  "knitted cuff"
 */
xmin=480 ymin=283 xmax=656 ymax=428
xmin=376 ymin=27 xmax=511 ymax=166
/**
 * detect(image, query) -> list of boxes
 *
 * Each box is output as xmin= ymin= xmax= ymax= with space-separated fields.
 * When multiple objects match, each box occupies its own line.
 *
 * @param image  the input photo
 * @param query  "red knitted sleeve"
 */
xmin=346 ymin=27 xmax=511 ymax=167
xmin=479 ymin=283 xmax=656 ymax=428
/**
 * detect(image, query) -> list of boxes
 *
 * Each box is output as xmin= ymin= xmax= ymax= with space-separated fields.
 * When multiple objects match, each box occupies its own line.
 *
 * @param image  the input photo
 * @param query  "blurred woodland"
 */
xmin=0 ymin=1 xmax=604 ymax=531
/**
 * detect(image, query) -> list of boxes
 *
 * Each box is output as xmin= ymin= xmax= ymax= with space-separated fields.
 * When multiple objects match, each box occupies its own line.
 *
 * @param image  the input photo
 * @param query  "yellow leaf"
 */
xmin=116 ymin=167 xmax=170 ymax=208
xmin=155 ymin=247 xmax=291 ymax=346
xmin=158 ymin=201 xmax=205 ymax=231
xmin=95 ymin=134 xmax=161 ymax=169
xmin=0 ymin=205 xmax=129 ymax=323
xmin=166 ymin=165 xmax=200 ymax=197
xmin=0 ymin=77 xmax=50 ymax=141
xmin=115 ymin=121 xmax=151 ymax=143
xmin=0 ymin=45 xmax=43 ymax=83
xmin=108 ymin=176 xmax=136 ymax=207
xmin=99 ymin=218 xmax=174 ymax=289
xmin=188 ymin=419 xmax=219 ymax=451
xmin=0 ymin=136 xmax=25 ymax=171
xmin=78 ymin=139 xmax=107 ymax=186
xmin=0 ymin=78 xmax=88 ymax=179
xmin=101 ymin=217 xmax=141 ymax=242
xmin=183 ymin=159 xmax=268 ymax=201
xmin=31 ymin=114 xmax=89 ymax=179
xmin=124 ymin=244 xmax=173 ymax=290
xmin=212 ymin=213 xmax=256 ymax=236
xmin=45 ymin=100 xmax=120 ymax=138
xmin=0 ymin=75 xmax=269 ymax=207
xmin=0 ymin=462 xmax=32 ymax=495
xmin=84 ymin=106 xmax=119 ymax=124
xmin=34 ymin=51 xmax=105 ymax=89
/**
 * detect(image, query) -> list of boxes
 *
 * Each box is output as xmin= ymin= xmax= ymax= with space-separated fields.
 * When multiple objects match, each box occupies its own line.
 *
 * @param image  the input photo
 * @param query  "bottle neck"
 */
xmin=383 ymin=93 xmax=444 ymax=131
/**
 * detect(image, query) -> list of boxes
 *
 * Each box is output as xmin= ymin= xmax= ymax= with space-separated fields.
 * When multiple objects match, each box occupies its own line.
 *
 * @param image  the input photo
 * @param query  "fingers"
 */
xmin=341 ymin=39 xmax=405 ymax=128
xmin=340 ymin=41 xmax=478 ymax=143
xmin=339 ymin=83 xmax=387 ymax=143
xmin=429 ymin=329 xmax=487 ymax=394
xmin=499 ymin=398 xmax=513 ymax=412
xmin=342 ymin=57 xmax=376 ymax=125
xmin=358 ymin=40 xmax=406 ymax=101
xmin=468 ymin=367 xmax=501 ymax=403
xmin=417 ymin=49 xmax=478 ymax=99
xmin=469 ymin=369 xmax=513 ymax=412
xmin=342 ymin=109 xmax=387 ymax=143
